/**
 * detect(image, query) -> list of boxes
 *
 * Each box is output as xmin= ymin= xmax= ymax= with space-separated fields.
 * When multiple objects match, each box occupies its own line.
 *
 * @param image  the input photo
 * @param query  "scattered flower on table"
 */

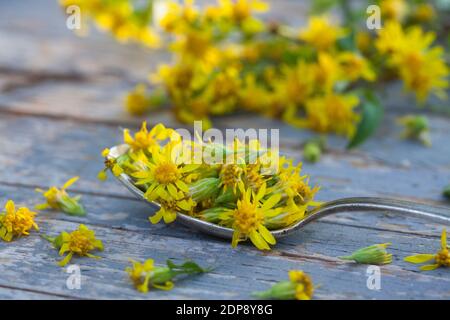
xmin=126 ymin=258 xmax=209 ymax=293
xmin=0 ymin=200 xmax=39 ymax=242
xmin=42 ymin=224 xmax=103 ymax=267
xmin=397 ymin=115 xmax=431 ymax=146
xmin=253 ymin=270 xmax=314 ymax=300
xmin=339 ymin=243 xmax=393 ymax=265
xmin=35 ymin=176 xmax=86 ymax=216
xmin=404 ymin=229 xmax=449 ymax=271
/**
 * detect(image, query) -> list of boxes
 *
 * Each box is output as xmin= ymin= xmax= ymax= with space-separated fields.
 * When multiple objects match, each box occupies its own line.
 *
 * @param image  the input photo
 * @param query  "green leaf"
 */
xmin=347 ymin=91 xmax=383 ymax=149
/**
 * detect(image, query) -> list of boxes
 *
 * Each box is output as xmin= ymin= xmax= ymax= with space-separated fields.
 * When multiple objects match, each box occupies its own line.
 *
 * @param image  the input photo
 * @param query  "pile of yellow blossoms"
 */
xmin=61 ymin=0 xmax=449 ymax=142
xmin=101 ymin=121 xmax=320 ymax=250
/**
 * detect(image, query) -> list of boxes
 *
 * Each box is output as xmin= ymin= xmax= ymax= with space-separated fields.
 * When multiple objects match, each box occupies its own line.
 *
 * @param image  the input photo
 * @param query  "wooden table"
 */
xmin=0 ymin=0 xmax=449 ymax=300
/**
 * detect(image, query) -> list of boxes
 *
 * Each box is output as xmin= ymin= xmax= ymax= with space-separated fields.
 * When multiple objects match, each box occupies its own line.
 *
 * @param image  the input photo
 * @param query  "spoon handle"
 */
xmin=272 ymin=197 xmax=450 ymax=237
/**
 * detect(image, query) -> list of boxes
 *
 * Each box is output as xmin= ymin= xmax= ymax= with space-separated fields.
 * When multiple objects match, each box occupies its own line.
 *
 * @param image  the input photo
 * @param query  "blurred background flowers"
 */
xmin=60 ymin=0 xmax=449 ymax=148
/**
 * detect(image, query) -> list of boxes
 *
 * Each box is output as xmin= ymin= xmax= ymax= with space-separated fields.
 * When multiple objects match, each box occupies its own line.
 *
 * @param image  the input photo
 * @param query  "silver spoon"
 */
xmin=107 ymin=145 xmax=450 ymax=239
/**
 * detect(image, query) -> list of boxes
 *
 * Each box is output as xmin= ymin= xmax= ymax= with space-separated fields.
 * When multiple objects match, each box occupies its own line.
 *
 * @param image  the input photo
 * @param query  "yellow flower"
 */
xmin=43 ymin=224 xmax=103 ymax=267
xmin=380 ymin=0 xmax=408 ymax=22
xmin=397 ymin=115 xmax=431 ymax=146
xmin=356 ymin=31 xmax=372 ymax=54
xmin=126 ymin=258 xmax=208 ymax=293
xmin=220 ymin=182 xmax=281 ymax=250
xmin=276 ymin=157 xmax=320 ymax=205
xmin=313 ymin=52 xmax=341 ymax=93
xmin=0 ymin=200 xmax=38 ymax=242
xmin=276 ymin=62 xmax=315 ymax=105
xmin=299 ymin=16 xmax=346 ymax=51
xmin=412 ymin=3 xmax=435 ymax=23
xmin=290 ymin=94 xmax=359 ymax=138
xmin=124 ymin=121 xmax=178 ymax=152
xmin=219 ymin=164 xmax=244 ymax=194
xmin=131 ymin=142 xmax=198 ymax=224
xmin=35 ymin=176 xmax=85 ymax=216
xmin=289 ymin=270 xmax=314 ymax=300
xmin=253 ymin=270 xmax=314 ymax=300
xmin=404 ymin=229 xmax=450 ymax=271
xmin=219 ymin=0 xmax=269 ymax=23
xmin=376 ymin=22 xmax=448 ymax=102
xmin=338 ymin=52 xmax=376 ymax=82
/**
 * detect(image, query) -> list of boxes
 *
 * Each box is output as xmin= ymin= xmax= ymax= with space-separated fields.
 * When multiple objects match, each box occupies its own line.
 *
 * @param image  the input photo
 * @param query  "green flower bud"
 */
xmin=339 ymin=243 xmax=392 ymax=265
xmin=189 ymin=178 xmax=220 ymax=202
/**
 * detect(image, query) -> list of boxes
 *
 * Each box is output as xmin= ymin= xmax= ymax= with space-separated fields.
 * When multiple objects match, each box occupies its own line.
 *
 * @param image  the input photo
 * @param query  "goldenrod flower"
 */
xmin=412 ymin=3 xmax=435 ymax=23
xmin=405 ymin=229 xmax=450 ymax=271
xmin=380 ymin=0 xmax=408 ymax=22
xmin=0 ymin=200 xmax=38 ymax=242
xmin=60 ymin=0 xmax=160 ymax=47
xmin=126 ymin=258 xmax=209 ymax=293
xmin=338 ymin=52 xmax=376 ymax=82
xmin=35 ymin=176 xmax=85 ymax=216
xmin=444 ymin=185 xmax=450 ymax=200
xmin=304 ymin=94 xmax=360 ymax=138
xmin=339 ymin=243 xmax=393 ymax=265
xmin=124 ymin=121 xmax=178 ymax=152
xmin=43 ymin=224 xmax=103 ymax=267
xmin=219 ymin=0 xmax=268 ymax=23
xmin=254 ymin=270 xmax=314 ymax=300
xmin=299 ymin=16 xmax=346 ymax=51
xmin=219 ymin=182 xmax=281 ymax=250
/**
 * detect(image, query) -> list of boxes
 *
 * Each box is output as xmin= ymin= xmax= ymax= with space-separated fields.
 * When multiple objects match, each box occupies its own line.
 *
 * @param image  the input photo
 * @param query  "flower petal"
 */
xmin=404 ymin=254 xmax=435 ymax=264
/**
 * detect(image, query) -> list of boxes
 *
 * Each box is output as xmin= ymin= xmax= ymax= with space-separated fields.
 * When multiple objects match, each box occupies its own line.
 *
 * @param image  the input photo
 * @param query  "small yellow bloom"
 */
xmin=0 ymin=200 xmax=39 ymax=242
xmin=299 ymin=16 xmax=346 ymax=51
xmin=254 ymin=270 xmax=314 ymax=300
xmin=35 ymin=176 xmax=85 ymax=216
xmin=126 ymin=258 xmax=208 ymax=293
xmin=397 ymin=115 xmax=431 ymax=146
xmin=297 ymin=94 xmax=360 ymax=138
xmin=43 ymin=224 xmax=103 ymax=267
xmin=220 ymin=182 xmax=281 ymax=250
xmin=124 ymin=121 xmax=178 ymax=152
xmin=412 ymin=3 xmax=435 ymax=23
xmin=404 ymin=229 xmax=450 ymax=271
xmin=131 ymin=141 xmax=198 ymax=224
xmin=380 ymin=0 xmax=408 ymax=22
xmin=124 ymin=84 xmax=151 ymax=116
